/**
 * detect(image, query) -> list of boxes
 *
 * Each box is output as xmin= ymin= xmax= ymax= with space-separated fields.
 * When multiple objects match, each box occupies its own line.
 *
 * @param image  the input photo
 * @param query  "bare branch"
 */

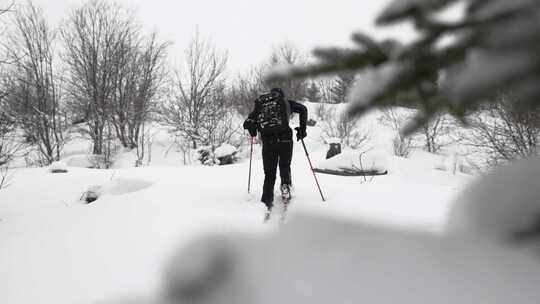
xmin=161 ymin=32 xmax=228 ymax=150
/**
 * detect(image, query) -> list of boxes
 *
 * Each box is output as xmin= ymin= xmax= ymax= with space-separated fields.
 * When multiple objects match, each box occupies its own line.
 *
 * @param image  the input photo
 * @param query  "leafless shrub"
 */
xmin=0 ymin=1 xmax=15 ymax=66
xmin=0 ymin=165 xmax=13 ymax=190
xmin=316 ymin=72 xmax=360 ymax=141
xmin=204 ymin=110 xmax=243 ymax=150
xmin=321 ymin=106 xmax=371 ymax=149
xmin=462 ymin=94 xmax=540 ymax=166
xmin=379 ymin=107 xmax=415 ymax=157
xmin=380 ymin=106 xmax=452 ymax=156
xmin=392 ymin=135 xmax=413 ymax=158
xmin=0 ymin=109 xmax=22 ymax=165
xmin=420 ymin=113 xmax=453 ymax=154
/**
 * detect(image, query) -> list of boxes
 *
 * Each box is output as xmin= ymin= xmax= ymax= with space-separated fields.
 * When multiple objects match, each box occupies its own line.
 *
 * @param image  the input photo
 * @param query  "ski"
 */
xmin=263 ymin=185 xmax=292 ymax=223
xmin=264 ymin=207 xmax=272 ymax=223
xmin=281 ymin=198 xmax=290 ymax=222
xmin=280 ymin=186 xmax=292 ymax=222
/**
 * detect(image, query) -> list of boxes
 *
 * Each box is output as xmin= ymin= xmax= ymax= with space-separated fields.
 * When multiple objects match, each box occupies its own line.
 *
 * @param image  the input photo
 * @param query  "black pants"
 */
xmin=261 ymin=137 xmax=293 ymax=208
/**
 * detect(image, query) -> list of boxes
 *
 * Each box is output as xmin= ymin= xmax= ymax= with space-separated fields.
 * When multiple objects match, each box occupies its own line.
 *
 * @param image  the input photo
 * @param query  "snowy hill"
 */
xmin=0 ymin=136 xmax=471 ymax=303
xmin=0 ymin=103 xmax=482 ymax=303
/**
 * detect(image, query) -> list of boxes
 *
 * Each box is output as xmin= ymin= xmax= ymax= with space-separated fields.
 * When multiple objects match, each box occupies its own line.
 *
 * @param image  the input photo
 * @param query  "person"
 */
xmin=243 ymin=88 xmax=308 ymax=213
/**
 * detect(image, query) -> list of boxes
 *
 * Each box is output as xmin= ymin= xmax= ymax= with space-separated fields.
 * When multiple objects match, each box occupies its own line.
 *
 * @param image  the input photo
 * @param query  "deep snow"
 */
xmin=0 ymin=104 xmax=474 ymax=303
xmin=0 ymin=139 xmax=469 ymax=304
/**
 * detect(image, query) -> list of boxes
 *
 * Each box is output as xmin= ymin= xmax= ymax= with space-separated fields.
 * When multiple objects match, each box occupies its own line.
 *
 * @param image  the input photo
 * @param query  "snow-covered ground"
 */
xmin=0 ymin=104 xmax=476 ymax=303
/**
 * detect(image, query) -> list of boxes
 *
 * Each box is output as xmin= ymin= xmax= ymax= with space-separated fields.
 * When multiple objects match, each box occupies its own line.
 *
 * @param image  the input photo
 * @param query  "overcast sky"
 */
xmin=28 ymin=0 xmax=421 ymax=74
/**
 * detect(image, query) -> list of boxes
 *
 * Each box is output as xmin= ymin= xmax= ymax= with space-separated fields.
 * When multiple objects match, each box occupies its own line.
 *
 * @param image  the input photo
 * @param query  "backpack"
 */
xmin=255 ymin=92 xmax=291 ymax=135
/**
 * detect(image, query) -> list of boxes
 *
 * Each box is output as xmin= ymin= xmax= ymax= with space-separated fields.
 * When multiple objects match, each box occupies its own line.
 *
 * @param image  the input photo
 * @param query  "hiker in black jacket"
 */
xmin=243 ymin=88 xmax=308 ymax=212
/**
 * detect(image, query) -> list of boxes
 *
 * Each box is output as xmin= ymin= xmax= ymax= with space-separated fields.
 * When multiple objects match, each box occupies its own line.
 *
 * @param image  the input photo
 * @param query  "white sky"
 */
xmin=28 ymin=0 xmax=420 ymax=74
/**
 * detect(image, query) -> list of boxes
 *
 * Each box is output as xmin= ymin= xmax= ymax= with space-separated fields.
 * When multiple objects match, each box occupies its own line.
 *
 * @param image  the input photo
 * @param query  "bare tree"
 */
xmin=0 ymin=110 xmax=21 ymax=166
xmin=265 ymin=43 xmax=309 ymax=101
xmin=311 ymin=77 xmax=334 ymax=120
xmin=463 ymin=94 xmax=540 ymax=166
xmin=0 ymin=1 xmax=15 ymax=66
xmin=330 ymin=72 xmax=356 ymax=104
xmin=306 ymin=81 xmax=322 ymax=104
xmin=321 ymin=106 xmax=371 ymax=149
xmin=3 ymin=1 xmax=66 ymax=165
xmin=420 ymin=112 xmax=452 ymax=154
xmin=161 ymin=32 xmax=228 ymax=150
xmin=109 ymin=32 xmax=169 ymax=149
xmin=229 ymin=69 xmax=263 ymax=117
xmin=379 ymin=107 xmax=415 ymax=157
xmin=229 ymin=43 xmax=310 ymax=118
xmin=316 ymin=69 xmax=370 ymax=149
xmin=62 ymin=0 xmax=136 ymax=156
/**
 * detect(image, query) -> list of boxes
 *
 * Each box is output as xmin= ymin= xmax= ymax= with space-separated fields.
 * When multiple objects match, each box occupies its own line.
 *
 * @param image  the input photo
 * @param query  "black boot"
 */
xmin=280 ymin=184 xmax=291 ymax=200
xmin=261 ymin=193 xmax=274 ymax=209
xmin=264 ymin=206 xmax=272 ymax=222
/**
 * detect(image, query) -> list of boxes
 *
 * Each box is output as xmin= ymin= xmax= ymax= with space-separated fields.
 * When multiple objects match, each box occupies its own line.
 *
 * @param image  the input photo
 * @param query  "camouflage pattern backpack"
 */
xmin=255 ymin=89 xmax=291 ymax=135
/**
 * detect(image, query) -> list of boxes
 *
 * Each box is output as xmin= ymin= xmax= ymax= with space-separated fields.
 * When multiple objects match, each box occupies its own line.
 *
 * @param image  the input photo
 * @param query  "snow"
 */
xmin=214 ymin=143 xmax=237 ymax=158
xmin=326 ymin=137 xmax=341 ymax=144
xmin=63 ymin=154 xmax=99 ymax=168
xmin=0 ymin=139 xmax=470 ymax=303
xmin=0 ymin=166 xmax=273 ymax=304
xmin=162 ymin=216 xmax=540 ymax=304
xmin=86 ymin=178 xmax=153 ymax=200
xmin=2 ymin=103 xmax=526 ymax=304
xmin=448 ymin=155 xmax=540 ymax=250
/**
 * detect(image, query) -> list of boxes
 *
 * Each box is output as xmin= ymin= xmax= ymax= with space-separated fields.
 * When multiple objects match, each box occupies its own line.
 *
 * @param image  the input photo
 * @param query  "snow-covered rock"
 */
xmin=48 ymin=161 xmax=68 ymax=173
xmin=326 ymin=137 xmax=341 ymax=145
xmin=214 ymin=144 xmax=237 ymax=159
xmin=83 ymin=178 xmax=153 ymax=203
xmin=214 ymin=144 xmax=238 ymax=166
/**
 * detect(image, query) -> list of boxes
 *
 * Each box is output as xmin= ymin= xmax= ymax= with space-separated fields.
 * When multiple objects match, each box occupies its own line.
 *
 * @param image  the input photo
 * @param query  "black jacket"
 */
xmin=244 ymin=100 xmax=308 ymax=140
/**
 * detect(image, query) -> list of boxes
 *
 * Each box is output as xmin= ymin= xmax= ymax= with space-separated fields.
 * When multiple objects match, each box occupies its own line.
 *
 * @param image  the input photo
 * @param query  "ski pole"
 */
xmin=248 ymin=136 xmax=254 ymax=194
xmin=300 ymin=139 xmax=326 ymax=202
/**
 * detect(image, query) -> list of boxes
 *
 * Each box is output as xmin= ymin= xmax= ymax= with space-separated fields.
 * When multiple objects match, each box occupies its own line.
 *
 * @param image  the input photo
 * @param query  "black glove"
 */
xmin=243 ymin=119 xmax=257 ymax=137
xmin=248 ymin=128 xmax=257 ymax=137
xmin=295 ymin=127 xmax=307 ymax=141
